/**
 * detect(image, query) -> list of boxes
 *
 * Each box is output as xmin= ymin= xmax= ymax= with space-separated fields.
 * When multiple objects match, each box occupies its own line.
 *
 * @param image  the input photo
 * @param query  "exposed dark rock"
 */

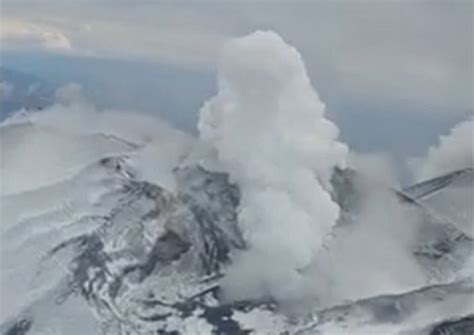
xmin=430 ymin=315 xmax=474 ymax=335
xmin=3 ymin=318 xmax=32 ymax=335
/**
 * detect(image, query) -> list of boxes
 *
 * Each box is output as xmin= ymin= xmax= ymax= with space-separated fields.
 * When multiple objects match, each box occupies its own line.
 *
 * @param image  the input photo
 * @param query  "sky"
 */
xmin=1 ymin=0 xmax=473 ymax=180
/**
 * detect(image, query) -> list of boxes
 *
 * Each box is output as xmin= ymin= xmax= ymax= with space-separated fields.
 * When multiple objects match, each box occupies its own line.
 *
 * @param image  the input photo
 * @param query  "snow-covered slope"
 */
xmin=404 ymin=168 xmax=473 ymax=238
xmin=3 ymin=27 xmax=472 ymax=334
xmin=1 ymin=125 xmax=472 ymax=334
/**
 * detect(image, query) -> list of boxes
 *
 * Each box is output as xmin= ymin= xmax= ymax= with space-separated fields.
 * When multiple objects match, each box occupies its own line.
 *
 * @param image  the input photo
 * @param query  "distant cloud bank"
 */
xmin=1 ymin=19 xmax=72 ymax=52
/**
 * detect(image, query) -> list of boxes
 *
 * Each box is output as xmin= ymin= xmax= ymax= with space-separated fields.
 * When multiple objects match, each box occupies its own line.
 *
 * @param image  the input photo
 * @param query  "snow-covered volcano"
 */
xmin=1 ymin=123 xmax=472 ymax=334
xmin=1 ymin=31 xmax=472 ymax=335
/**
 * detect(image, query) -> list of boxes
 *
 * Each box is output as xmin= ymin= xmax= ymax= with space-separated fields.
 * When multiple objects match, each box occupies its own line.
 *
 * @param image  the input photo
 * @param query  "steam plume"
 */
xmin=198 ymin=31 xmax=348 ymax=302
xmin=412 ymin=117 xmax=473 ymax=181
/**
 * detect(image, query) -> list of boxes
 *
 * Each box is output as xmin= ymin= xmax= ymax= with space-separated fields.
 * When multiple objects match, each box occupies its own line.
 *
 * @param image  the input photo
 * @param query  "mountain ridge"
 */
xmin=1 ymin=129 xmax=472 ymax=334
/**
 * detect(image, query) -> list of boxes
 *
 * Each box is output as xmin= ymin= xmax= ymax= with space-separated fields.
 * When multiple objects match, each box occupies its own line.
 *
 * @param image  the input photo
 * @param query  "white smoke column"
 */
xmin=198 ymin=31 xmax=348 ymax=302
xmin=412 ymin=117 xmax=473 ymax=181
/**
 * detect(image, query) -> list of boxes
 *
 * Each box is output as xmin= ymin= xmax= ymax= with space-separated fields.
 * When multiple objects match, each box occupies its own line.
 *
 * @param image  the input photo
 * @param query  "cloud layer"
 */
xmin=1 ymin=19 xmax=72 ymax=51
xmin=3 ymin=1 xmax=472 ymax=114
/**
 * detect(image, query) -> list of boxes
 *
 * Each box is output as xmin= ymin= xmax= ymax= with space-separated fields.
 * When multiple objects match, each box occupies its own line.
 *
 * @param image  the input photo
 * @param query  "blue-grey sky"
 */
xmin=1 ymin=0 xmax=472 ymax=162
